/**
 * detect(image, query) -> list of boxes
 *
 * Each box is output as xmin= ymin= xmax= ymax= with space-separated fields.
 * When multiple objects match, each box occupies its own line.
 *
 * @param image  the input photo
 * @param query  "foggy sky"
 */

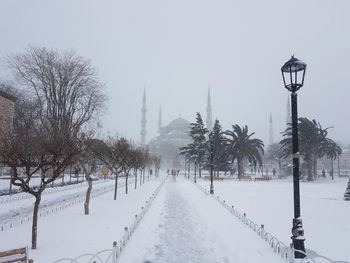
xmin=1 ymin=0 xmax=349 ymax=146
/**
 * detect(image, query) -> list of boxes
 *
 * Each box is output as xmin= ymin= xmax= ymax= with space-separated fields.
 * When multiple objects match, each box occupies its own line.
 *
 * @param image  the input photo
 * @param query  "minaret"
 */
xmin=158 ymin=106 xmax=162 ymax=134
xmin=206 ymin=87 xmax=213 ymax=131
xmin=286 ymin=95 xmax=291 ymax=125
xmin=269 ymin=113 xmax=274 ymax=146
xmin=140 ymin=89 xmax=147 ymax=146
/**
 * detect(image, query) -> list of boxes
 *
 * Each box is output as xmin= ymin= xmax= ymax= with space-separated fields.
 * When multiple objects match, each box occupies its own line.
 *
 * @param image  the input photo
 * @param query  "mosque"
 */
xmin=139 ymin=89 xmax=292 ymax=169
xmin=140 ymin=89 xmax=213 ymax=168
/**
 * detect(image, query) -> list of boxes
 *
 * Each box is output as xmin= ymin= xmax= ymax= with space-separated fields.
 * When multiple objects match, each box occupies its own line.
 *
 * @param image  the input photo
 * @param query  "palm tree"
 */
xmin=280 ymin=117 xmax=341 ymax=180
xmin=319 ymin=138 xmax=342 ymax=179
xmin=224 ymin=125 xmax=264 ymax=178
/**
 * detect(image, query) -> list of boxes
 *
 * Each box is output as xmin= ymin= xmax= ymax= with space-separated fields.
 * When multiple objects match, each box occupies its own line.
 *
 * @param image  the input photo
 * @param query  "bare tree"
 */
xmin=78 ymin=137 xmax=100 ymax=215
xmin=93 ymin=137 xmax=129 ymax=200
xmin=1 ymin=47 xmax=105 ymax=249
xmin=121 ymin=144 xmax=137 ymax=194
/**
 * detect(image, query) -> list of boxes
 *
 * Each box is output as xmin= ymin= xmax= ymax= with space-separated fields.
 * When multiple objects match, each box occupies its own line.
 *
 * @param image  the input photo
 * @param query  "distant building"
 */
xmin=0 ymin=90 xmax=16 ymax=134
xmin=143 ymin=88 xmax=213 ymax=167
xmin=148 ymin=117 xmax=192 ymax=167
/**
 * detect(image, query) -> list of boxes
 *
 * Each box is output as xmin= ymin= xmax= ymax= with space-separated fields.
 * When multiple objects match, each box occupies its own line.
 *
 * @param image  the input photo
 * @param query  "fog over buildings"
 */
xmin=1 ymin=0 xmax=350 ymax=146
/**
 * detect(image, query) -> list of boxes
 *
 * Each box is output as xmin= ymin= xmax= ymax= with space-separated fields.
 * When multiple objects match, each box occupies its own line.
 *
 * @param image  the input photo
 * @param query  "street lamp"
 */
xmin=281 ymin=55 xmax=306 ymax=258
xmin=209 ymin=132 xmax=214 ymax=194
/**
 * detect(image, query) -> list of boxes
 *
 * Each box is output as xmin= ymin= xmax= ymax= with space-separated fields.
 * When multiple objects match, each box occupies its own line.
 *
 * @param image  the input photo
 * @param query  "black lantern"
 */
xmin=281 ymin=56 xmax=306 ymax=92
xmin=281 ymin=55 xmax=307 ymax=258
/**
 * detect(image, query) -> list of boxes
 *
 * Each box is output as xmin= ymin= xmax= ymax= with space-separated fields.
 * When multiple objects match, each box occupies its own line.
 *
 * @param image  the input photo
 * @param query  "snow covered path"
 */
xmin=119 ymin=177 xmax=282 ymax=263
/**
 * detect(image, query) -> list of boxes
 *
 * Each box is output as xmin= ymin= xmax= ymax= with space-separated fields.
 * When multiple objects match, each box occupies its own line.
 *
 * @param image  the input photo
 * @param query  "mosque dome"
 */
xmin=148 ymin=117 xmax=192 ymax=167
xmin=166 ymin=117 xmax=190 ymax=131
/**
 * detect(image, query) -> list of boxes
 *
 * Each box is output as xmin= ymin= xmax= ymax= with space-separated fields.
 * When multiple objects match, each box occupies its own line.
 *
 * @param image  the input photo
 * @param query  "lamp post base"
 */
xmin=291 ymin=218 xmax=306 ymax=258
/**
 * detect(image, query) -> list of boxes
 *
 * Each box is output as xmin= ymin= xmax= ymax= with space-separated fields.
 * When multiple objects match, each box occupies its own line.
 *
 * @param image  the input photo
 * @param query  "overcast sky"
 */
xmin=1 ymin=0 xmax=349 ymax=146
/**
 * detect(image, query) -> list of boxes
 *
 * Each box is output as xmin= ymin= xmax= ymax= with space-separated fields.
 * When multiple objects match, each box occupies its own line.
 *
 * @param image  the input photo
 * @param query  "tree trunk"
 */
xmin=188 ymin=161 xmax=190 ymax=179
xmin=313 ymin=156 xmax=317 ymax=179
xmin=237 ymin=158 xmax=243 ymax=178
xmin=9 ymin=167 xmax=14 ymax=195
xmin=31 ymin=194 xmax=41 ymax=249
xmin=140 ymin=170 xmax=142 ymax=186
xmin=194 ymin=162 xmax=197 ymax=183
xmin=143 ymin=169 xmax=145 ymax=184
xmin=61 ymin=173 xmax=65 ymax=186
xmin=84 ymin=173 xmax=93 ymax=215
xmin=134 ymin=169 xmax=137 ymax=190
xmin=278 ymin=159 xmax=282 ymax=174
xmin=125 ymin=172 xmax=128 ymax=194
xmin=69 ymin=166 xmax=72 ymax=184
xmin=199 ymin=165 xmax=201 ymax=178
xmin=306 ymin=158 xmax=313 ymax=181
xmin=113 ymin=173 xmax=118 ymax=200
xmin=330 ymin=159 xmax=334 ymax=180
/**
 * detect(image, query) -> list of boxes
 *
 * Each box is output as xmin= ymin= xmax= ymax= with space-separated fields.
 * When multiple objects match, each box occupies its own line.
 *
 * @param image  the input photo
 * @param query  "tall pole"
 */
xmin=114 ymin=174 xmax=118 ymax=200
xmin=210 ymin=133 xmax=214 ymax=194
xmin=291 ymin=92 xmax=305 ymax=257
xmin=188 ymin=160 xmax=190 ymax=179
xmin=194 ymin=162 xmax=197 ymax=183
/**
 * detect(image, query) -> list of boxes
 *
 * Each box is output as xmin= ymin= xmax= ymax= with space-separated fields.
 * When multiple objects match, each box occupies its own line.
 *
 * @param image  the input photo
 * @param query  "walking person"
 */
xmin=171 ymin=169 xmax=176 ymax=182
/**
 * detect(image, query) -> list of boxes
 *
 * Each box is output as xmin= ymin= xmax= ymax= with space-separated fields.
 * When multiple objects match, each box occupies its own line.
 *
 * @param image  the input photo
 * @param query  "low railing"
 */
xmin=194 ymin=183 xmax=349 ymax=263
xmin=0 ymin=178 xmax=121 ymax=205
xmin=0 ymin=180 xmax=133 ymax=232
xmin=53 ymin=177 xmax=166 ymax=263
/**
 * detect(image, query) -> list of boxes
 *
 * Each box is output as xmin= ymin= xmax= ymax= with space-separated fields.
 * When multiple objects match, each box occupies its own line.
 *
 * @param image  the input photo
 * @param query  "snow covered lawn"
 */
xmin=0 ymin=176 xmax=163 ymax=262
xmin=198 ymin=177 xmax=350 ymax=262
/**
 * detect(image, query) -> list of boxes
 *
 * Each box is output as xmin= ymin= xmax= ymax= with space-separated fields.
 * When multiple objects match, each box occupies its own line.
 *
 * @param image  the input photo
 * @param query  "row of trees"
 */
xmin=180 ymin=113 xmax=342 ymax=183
xmin=0 ymin=47 xmax=160 ymax=249
xmin=78 ymin=136 xmax=161 ymax=214
xmin=180 ymin=113 xmax=264 ymax=180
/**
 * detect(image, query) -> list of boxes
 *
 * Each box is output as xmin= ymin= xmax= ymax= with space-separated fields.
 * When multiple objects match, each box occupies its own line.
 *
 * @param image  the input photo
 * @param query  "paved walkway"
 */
xmin=118 ymin=177 xmax=282 ymax=263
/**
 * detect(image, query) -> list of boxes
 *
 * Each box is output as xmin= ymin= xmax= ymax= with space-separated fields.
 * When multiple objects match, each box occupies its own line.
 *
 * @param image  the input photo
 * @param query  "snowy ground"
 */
xmin=0 ymin=173 xmax=349 ymax=262
xmin=0 ymin=176 xmax=162 ymax=262
xmin=197 ymin=176 xmax=350 ymax=262
xmin=118 ymin=177 xmax=281 ymax=263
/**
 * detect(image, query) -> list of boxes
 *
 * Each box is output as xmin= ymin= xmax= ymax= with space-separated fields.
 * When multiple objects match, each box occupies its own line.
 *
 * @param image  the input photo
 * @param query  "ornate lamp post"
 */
xmin=209 ymin=132 xmax=214 ymax=194
xmin=281 ymin=56 xmax=306 ymax=258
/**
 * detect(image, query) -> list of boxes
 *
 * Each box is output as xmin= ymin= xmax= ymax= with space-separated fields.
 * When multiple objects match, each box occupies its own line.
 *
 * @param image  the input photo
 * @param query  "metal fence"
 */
xmin=0 ymin=180 xmax=134 ymax=232
xmin=52 ymin=177 xmax=166 ymax=263
xmin=0 ymin=179 xmax=113 ymax=205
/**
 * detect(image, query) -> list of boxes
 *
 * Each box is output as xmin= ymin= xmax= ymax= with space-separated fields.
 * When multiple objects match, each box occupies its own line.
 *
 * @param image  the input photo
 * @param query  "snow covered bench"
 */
xmin=203 ymin=176 xmax=224 ymax=181
xmin=254 ymin=176 xmax=270 ymax=181
xmin=0 ymin=247 xmax=32 ymax=263
xmin=238 ymin=175 xmax=253 ymax=181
